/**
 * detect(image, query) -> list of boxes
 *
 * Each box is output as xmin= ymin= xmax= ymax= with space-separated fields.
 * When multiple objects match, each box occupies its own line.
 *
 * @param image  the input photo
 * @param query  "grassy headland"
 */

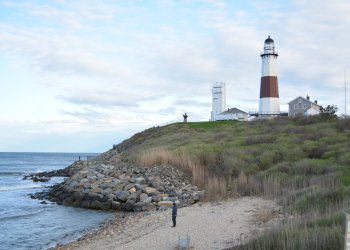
xmin=115 ymin=116 xmax=350 ymax=249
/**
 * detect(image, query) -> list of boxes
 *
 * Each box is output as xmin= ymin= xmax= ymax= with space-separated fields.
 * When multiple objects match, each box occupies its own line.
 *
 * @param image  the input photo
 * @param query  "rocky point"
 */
xmin=28 ymin=149 xmax=204 ymax=212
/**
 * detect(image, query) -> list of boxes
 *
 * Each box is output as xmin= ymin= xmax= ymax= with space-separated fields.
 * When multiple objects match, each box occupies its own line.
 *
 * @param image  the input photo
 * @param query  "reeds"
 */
xmin=137 ymin=147 xmax=227 ymax=199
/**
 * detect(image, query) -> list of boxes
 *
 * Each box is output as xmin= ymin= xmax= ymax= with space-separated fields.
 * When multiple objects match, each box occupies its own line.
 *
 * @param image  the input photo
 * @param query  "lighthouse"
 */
xmin=259 ymin=36 xmax=280 ymax=116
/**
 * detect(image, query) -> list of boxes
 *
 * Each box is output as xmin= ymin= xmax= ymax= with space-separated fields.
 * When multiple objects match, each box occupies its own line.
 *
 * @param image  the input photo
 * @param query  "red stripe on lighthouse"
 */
xmin=260 ymin=76 xmax=279 ymax=98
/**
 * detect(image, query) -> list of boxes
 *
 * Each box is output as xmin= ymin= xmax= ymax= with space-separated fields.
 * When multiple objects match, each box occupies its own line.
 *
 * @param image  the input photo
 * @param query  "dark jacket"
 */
xmin=172 ymin=205 xmax=177 ymax=217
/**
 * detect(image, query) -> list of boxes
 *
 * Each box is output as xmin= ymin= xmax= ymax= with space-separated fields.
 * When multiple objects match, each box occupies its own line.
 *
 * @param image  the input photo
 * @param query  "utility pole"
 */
xmin=345 ymin=69 xmax=347 ymax=116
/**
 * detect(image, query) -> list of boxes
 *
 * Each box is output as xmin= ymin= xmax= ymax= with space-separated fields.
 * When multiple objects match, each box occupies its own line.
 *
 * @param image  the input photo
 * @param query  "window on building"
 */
xmin=294 ymin=104 xmax=298 ymax=109
xmin=302 ymin=104 xmax=307 ymax=109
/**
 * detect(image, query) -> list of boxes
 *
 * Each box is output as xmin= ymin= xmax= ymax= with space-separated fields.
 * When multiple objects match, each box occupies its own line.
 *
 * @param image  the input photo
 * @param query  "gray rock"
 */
xmin=142 ymin=203 xmax=157 ymax=211
xmin=68 ymin=180 xmax=78 ymax=188
xmin=162 ymin=196 xmax=171 ymax=201
xmin=96 ymin=173 xmax=105 ymax=179
xmin=132 ymin=202 xmax=144 ymax=212
xmin=107 ymin=194 xmax=115 ymax=200
xmin=127 ymin=192 xmax=139 ymax=202
xmin=144 ymin=187 xmax=157 ymax=195
xmin=143 ymin=197 xmax=153 ymax=204
xmin=91 ymin=200 xmax=111 ymax=210
xmin=101 ymin=188 xmax=113 ymax=196
xmin=91 ymin=187 xmax=103 ymax=193
xmin=121 ymin=202 xmax=134 ymax=212
xmin=115 ymin=190 xmax=130 ymax=202
xmin=81 ymin=200 xmax=92 ymax=208
xmin=72 ymin=191 xmax=84 ymax=200
xmin=139 ymin=193 xmax=149 ymax=202
xmin=80 ymin=178 xmax=89 ymax=183
xmin=111 ymin=201 xmax=121 ymax=210
xmin=88 ymin=192 xmax=103 ymax=201
xmin=123 ymin=183 xmax=135 ymax=191
xmin=135 ymin=184 xmax=143 ymax=191
xmin=83 ymin=183 xmax=92 ymax=189
xmin=129 ymin=176 xmax=137 ymax=183
xmin=136 ymin=177 xmax=146 ymax=184
xmin=71 ymin=198 xmax=83 ymax=207
xmin=152 ymin=195 xmax=161 ymax=202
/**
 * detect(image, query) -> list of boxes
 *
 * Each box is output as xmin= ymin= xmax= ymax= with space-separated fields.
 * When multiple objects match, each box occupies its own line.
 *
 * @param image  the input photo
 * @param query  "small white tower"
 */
xmin=259 ymin=36 xmax=280 ymax=116
xmin=211 ymin=82 xmax=226 ymax=120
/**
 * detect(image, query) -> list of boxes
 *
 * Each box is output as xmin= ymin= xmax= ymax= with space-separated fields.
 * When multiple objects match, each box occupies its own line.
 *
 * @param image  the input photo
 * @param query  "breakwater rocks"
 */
xmin=41 ymin=157 xmax=204 ymax=212
xmin=24 ymin=161 xmax=84 ymax=182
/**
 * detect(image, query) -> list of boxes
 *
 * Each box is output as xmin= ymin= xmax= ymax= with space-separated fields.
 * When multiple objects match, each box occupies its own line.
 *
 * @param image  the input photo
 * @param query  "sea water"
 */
xmin=0 ymin=152 xmax=113 ymax=250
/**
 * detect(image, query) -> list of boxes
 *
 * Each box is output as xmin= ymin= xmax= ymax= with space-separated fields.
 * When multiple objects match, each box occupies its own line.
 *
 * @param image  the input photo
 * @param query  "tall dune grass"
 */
xmin=137 ymin=147 xmax=227 ymax=199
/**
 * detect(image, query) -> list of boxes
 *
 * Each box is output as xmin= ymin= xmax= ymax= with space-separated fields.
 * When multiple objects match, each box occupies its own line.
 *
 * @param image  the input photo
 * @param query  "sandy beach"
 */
xmin=58 ymin=197 xmax=282 ymax=250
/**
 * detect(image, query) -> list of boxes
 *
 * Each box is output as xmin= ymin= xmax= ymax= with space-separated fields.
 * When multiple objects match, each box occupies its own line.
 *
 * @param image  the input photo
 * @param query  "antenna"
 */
xmin=345 ymin=69 xmax=347 ymax=116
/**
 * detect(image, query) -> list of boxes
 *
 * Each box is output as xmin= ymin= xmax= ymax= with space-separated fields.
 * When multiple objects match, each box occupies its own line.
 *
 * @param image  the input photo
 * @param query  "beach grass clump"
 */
xmin=231 ymin=220 xmax=342 ymax=250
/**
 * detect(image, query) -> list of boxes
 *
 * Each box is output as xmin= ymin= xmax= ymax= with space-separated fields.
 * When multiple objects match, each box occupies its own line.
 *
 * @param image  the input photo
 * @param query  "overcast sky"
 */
xmin=0 ymin=0 xmax=349 ymax=152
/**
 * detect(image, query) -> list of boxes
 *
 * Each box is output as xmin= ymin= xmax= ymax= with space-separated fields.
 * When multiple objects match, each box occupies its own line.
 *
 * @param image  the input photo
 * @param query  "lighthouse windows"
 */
xmin=302 ymin=104 xmax=307 ymax=109
xmin=294 ymin=104 xmax=298 ymax=109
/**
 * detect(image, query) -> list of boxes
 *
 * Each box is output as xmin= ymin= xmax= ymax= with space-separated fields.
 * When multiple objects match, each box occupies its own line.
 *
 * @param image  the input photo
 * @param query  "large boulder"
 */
xmin=90 ymin=187 xmax=103 ymax=194
xmin=123 ymin=183 xmax=135 ymax=191
xmin=139 ymin=193 xmax=149 ymax=202
xmin=115 ymin=190 xmax=130 ymax=202
xmin=143 ymin=197 xmax=153 ymax=204
xmin=144 ymin=187 xmax=157 ymax=195
xmin=127 ymin=192 xmax=139 ymax=202
xmin=121 ymin=200 xmax=135 ymax=212
xmin=90 ymin=200 xmax=111 ymax=210
xmin=111 ymin=201 xmax=121 ymax=210
xmin=101 ymin=188 xmax=113 ymax=196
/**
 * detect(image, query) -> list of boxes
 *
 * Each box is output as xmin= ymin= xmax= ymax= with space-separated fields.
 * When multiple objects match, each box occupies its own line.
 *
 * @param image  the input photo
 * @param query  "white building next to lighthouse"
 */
xmin=211 ymin=82 xmax=226 ymax=119
xmin=259 ymin=36 xmax=280 ymax=116
xmin=211 ymin=82 xmax=248 ymax=121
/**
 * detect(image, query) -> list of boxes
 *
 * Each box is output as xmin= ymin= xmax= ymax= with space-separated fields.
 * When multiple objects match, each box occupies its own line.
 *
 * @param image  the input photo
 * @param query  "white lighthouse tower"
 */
xmin=211 ymin=82 xmax=226 ymax=120
xmin=259 ymin=36 xmax=280 ymax=116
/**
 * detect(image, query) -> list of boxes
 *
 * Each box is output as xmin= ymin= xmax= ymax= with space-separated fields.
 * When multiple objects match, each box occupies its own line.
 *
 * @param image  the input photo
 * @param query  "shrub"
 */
xmin=244 ymin=135 xmax=276 ymax=145
xmin=336 ymin=118 xmax=350 ymax=131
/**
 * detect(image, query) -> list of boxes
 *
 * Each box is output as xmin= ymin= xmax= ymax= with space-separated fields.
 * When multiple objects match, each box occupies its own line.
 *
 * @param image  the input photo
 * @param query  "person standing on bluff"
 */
xmin=172 ymin=202 xmax=177 ymax=227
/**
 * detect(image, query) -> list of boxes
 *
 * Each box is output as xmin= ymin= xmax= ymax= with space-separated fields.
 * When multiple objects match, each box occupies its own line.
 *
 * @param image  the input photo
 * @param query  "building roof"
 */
xmin=287 ymin=96 xmax=320 ymax=106
xmin=221 ymin=108 xmax=248 ymax=115
xmin=265 ymin=36 xmax=274 ymax=43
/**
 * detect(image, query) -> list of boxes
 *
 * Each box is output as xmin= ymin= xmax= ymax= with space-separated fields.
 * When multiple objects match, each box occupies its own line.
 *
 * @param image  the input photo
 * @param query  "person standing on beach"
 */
xmin=172 ymin=202 xmax=177 ymax=227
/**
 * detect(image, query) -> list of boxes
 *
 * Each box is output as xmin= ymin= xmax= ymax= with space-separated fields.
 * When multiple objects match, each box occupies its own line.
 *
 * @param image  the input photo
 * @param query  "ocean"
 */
xmin=0 ymin=152 xmax=113 ymax=250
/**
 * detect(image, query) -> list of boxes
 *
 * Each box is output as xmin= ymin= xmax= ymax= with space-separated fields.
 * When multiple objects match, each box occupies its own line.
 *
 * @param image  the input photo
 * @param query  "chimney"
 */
xmin=306 ymin=95 xmax=310 ymax=100
xmin=315 ymin=100 xmax=317 ymax=104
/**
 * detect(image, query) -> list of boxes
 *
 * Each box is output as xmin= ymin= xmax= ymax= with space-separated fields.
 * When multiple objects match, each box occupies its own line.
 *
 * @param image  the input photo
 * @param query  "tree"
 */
xmin=320 ymin=104 xmax=338 ymax=119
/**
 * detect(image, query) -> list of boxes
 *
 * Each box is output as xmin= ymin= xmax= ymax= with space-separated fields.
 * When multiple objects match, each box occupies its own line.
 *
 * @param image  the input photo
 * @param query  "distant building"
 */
xmin=288 ymin=95 xmax=320 ymax=116
xmin=217 ymin=108 xmax=249 ymax=121
xmin=211 ymin=82 xmax=226 ymax=120
xmin=211 ymin=83 xmax=248 ymax=121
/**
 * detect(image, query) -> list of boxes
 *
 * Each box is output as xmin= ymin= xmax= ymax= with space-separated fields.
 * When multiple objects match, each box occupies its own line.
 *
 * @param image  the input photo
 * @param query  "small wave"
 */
xmin=0 ymin=212 xmax=39 ymax=222
xmin=0 ymin=185 xmax=43 ymax=192
xmin=0 ymin=171 xmax=25 ymax=176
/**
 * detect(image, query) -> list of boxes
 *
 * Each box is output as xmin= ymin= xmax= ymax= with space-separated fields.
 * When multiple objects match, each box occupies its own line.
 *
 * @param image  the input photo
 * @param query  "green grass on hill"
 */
xmin=186 ymin=120 xmax=238 ymax=129
xmin=115 ymin=116 xmax=350 ymax=249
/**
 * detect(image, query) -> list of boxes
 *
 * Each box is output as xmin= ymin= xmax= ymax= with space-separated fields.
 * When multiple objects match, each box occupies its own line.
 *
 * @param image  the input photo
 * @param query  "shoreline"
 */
xmin=56 ymin=196 xmax=283 ymax=250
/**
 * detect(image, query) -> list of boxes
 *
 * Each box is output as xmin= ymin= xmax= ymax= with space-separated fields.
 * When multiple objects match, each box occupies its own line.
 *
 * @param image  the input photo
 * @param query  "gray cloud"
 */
xmin=173 ymin=99 xmax=211 ymax=107
xmin=57 ymin=92 xmax=139 ymax=108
